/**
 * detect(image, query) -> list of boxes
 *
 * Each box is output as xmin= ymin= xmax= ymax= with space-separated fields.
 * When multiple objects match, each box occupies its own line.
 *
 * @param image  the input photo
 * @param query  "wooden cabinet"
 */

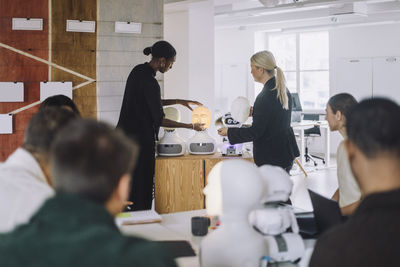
xmin=154 ymin=153 xmax=253 ymax=214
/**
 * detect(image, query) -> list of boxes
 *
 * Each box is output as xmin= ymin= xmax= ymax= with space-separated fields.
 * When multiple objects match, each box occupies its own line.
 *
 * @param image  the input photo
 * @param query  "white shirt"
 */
xmin=0 ymin=148 xmax=54 ymax=232
xmin=336 ymin=141 xmax=361 ymax=207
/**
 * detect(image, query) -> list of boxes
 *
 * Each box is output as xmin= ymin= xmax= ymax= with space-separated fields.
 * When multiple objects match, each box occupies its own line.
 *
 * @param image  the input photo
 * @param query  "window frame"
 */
xmin=266 ymin=31 xmax=329 ymax=113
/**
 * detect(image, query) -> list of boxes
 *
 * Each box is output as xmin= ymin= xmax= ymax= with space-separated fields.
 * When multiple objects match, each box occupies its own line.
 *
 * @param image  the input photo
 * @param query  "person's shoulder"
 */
xmin=128 ymin=63 xmax=147 ymax=77
xmin=336 ymin=140 xmax=347 ymax=157
xmin=309 ymin=223 xmax=352 ymax=265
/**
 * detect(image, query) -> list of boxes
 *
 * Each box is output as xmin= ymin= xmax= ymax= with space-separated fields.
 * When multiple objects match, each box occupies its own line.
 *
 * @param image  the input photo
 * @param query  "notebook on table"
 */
xmin=116 ymin=209 xmax=162 ymax=226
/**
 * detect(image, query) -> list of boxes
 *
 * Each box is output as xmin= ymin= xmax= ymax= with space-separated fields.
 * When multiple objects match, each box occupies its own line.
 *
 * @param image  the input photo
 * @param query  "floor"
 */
xmin=290 ymin=160 xmax=338 ymax=212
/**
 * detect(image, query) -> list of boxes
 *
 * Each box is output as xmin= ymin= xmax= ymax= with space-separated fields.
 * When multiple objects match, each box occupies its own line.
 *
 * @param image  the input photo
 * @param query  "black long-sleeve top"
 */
xmin=228 ymin=77 xmax=300 ymax=168
xmin=117 ymin=63 xmax=164 ymax=142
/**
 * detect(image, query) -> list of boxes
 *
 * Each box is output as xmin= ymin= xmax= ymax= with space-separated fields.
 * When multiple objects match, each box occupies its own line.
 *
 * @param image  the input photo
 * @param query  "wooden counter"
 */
xmin=154 ymin=152 xmax=253 ymax=214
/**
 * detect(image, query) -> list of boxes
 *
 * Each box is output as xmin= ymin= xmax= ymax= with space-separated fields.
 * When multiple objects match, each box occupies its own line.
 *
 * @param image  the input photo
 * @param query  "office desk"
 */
xmin=120 ymin=209 xmax=316 ymax=267
xmin=154 ymin=153 xmax=253 ymax=214
xmin=292 ymin=120 xmax=330 ymax=167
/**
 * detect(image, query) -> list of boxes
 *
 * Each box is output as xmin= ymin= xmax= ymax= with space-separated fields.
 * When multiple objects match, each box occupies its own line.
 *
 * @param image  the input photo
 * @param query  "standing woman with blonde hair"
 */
xmin=218 ymin=51 xmax=299 ymax=172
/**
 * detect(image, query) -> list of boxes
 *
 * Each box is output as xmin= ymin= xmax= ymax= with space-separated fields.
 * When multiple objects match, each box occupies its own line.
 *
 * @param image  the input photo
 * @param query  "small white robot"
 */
xmin=249 ymin=165 xmax=305 ymax=263
xmin=200 ymin=162 xmax=305 ymax=267
xmin=200 ymin=160 xmax=266 ymax=267
xmin=157 ymin=107 xmax=186 ymax=156
xmin=187 ymin=106 xmax=216 ymax=155
xmin=218 ymin=96 xmax=251 ymax=156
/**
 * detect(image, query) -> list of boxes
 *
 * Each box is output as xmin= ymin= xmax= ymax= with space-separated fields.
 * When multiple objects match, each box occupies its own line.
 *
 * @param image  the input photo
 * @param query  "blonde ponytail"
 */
xmin=251 ymin=51 xmax=289 ymax=110
xmin=275 ymin=66 xmax=288 ymax=110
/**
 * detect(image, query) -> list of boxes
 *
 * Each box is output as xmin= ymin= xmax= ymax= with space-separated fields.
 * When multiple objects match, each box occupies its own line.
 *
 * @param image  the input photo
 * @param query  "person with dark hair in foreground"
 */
xmin=310 ymin=98 xmax=400 ymax=267
xmin=0 ymin=119 xmax=177 ymax=267
xmin=117 ymin=40 xmax=203 ymax=210
xmin=39 ymin=94 xmax=81 ymax=116
xmin=0 ymin=107 xmax=78 ymax=232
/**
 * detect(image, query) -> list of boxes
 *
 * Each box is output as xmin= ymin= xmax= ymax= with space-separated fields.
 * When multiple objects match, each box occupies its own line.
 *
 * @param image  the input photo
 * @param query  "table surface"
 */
xmin=156 ymin=151 xmax=253 ymax=160
xmin=120 ymin=209 xmax=315 ymax=267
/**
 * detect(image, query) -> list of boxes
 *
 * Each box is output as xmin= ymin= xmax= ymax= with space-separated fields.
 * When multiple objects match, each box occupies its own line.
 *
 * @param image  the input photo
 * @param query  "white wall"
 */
xmin=327 ymin=23 xmax=400 ymax=155
xmin=164 ymin=0 xmax=215 ymax=140
xmin=215 ymin=27 xmax=256 ymax=113
xmin=97 ymin=0 xmax=163 ymax=126
xmin=164 ymin=11 xmax=189 ymax=101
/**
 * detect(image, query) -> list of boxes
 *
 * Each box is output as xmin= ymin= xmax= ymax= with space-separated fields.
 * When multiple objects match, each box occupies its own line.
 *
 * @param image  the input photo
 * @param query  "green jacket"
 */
xmin=0 ymin=194 xmax=177 ymax=267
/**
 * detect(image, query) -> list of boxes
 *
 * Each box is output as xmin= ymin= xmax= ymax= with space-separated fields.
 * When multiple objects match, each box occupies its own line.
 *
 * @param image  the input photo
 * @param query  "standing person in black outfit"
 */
xmin=309 ymin=98 xmax=400 ymax=267
xmin=218 ymin=50 xmax=299 ymax=172
xmin=117 ymin=41 xmax=203 ymax=211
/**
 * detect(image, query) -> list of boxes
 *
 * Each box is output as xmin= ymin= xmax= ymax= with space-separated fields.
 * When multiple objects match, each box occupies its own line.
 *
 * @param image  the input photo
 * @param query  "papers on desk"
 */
xmin=116 ymin=209 xmax=162 ymax=226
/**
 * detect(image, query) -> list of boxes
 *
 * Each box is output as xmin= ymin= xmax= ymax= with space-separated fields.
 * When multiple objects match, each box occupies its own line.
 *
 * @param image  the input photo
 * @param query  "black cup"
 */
xmin=191 ymin=216 xmax=209 ymax=236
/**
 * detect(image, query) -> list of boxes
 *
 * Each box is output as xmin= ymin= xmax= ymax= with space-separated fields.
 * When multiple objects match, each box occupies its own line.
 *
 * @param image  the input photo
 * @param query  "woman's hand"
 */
xmin=178 ymin=99 xmax=203 ymax=111
xmin=192 ymin=123 xmax=205 ymax=131
xmin=218 ymin=127 xmax=228 ymax=136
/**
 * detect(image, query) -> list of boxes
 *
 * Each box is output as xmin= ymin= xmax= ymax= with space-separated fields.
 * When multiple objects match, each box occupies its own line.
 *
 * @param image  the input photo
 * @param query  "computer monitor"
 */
xmin=291 ymin=93 xmax=302 ymax=112
xmin=291 ymin=93 xmax=302 ymax=123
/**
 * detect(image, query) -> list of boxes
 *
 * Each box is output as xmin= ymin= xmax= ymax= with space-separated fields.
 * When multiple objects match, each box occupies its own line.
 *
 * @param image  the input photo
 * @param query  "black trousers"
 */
xmin=129 ymin=138 xmax=155 ymax=211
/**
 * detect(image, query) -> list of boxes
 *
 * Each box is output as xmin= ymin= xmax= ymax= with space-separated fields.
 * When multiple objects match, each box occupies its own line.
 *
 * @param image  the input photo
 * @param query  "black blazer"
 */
xmin=228 ymin=77 xmax=299 ymax=168
xmin=117 ymin=63 xmax=164 ymax=143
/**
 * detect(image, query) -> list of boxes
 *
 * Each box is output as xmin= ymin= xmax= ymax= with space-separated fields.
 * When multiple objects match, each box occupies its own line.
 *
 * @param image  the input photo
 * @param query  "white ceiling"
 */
xmin=164 ymin=0 xmax=400 ymax=31
xmin=213 ymin=0 xmax=400 ymax=31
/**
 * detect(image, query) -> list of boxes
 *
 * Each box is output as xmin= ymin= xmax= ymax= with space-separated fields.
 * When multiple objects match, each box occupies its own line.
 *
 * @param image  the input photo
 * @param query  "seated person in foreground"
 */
xmin=39 ymin=94 xmax=81 ymax=116
xmin=0 ymin=108 xmax=77 ymax=232
xmin=310 ymin=98 xmax=400 ymax=267
xmin=0 ymin=119 xmax=177 ymax=267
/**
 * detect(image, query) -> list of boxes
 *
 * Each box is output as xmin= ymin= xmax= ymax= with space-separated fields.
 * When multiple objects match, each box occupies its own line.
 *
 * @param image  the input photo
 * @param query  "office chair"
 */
xmin=303 ymin=114 xmax=325 ymax=166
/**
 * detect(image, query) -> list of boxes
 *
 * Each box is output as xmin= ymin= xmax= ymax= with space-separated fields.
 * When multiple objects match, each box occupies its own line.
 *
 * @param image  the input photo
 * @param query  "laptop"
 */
xmin=296 ymin=189 xmax=344 ymax=239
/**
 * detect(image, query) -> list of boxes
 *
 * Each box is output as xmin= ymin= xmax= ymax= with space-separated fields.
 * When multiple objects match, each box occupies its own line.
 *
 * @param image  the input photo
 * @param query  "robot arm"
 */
xmin=249 ymin=207 xmax=299 ymax=236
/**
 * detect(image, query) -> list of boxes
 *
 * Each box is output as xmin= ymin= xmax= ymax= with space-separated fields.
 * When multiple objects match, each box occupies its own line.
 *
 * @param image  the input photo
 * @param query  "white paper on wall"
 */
xmin=0 ymin=82 xmax=24 ymax=102
xmin=12 ymin=18 xmax=43 ymax=31
xmin=66 ymin=20 xmax=96 ymax=33
xmin=115 ymin=21 xmax=142 ymax=34
xmin=40 ymin=82 xmax=73 ymax=102
xmin=0 ymin=114 xmax=13 ymax=134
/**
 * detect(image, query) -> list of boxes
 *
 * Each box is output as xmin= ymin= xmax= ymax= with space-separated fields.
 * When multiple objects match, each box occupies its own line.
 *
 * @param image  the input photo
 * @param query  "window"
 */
xmin=256 ymin=31 xmax=329 ymax=110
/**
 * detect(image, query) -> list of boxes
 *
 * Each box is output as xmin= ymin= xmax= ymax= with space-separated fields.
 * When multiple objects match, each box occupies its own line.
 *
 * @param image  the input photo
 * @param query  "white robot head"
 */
xmin=230 ymin=96 xmax=250 ymax=123
xmin=192 ymin=106 xmax=211 ymax=129
xmin=163 ymin=107 xmax=181 ymax=131
xmin=258 ymin=165 xmax=293 ymax=203
xmin=204 ymin=159 xmax=263 ymax=216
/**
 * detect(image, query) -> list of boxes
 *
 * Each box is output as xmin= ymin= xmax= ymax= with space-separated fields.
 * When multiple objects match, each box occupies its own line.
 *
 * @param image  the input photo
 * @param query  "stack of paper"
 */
xmin=116 ymin=209 xmax=162 ymax=226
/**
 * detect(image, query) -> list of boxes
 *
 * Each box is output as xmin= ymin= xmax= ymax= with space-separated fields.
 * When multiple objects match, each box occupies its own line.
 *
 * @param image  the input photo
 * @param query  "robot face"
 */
xmin=163 ymin=107 xmax=180 ymax=131
xmin=203 ymin=164 xmax=223 ymax=216
xmin=230 ymin=96 xmax=250 ymax=123
xmin=192 ymin=106 xmax=211 ymax=129
xmin=204 ymin=160 xmax=263 ymax=216
xmin=258 ymin=165 xmax=293 ymax=203
xmin=223 ymin=113 xmax=241 ymax=127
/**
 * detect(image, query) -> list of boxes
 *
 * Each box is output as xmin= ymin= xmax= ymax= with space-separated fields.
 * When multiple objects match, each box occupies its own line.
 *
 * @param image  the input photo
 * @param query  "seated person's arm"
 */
xmin=340 ymin=200 xmax=360 ymax=216
xmin=331 ymin=189 xmax=339 ymax=201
